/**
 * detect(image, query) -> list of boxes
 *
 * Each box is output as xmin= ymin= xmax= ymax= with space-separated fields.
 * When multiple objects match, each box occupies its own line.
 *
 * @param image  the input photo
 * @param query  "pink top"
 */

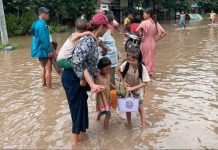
xmin=138 ymin=19 xmax=165 ymax=75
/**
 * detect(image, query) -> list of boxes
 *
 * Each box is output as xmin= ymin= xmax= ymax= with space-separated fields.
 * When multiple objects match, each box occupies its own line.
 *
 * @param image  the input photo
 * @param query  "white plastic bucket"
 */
xmin=118 ymin=93 xmax=139 ymax=112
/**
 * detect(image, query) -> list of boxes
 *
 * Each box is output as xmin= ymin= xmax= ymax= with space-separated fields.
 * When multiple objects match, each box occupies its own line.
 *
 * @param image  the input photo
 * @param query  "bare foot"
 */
xmin=79 ymin=132 xmax=89 ymax=141
xmin=124 ymin=123 xmax=132 ymax=129
xmin=72 ymin=134 xmax=79 ymax=145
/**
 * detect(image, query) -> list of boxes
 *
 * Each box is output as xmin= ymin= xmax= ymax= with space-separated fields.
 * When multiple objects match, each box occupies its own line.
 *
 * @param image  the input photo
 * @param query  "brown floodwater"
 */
xmin=0 ymin=20 xmax=218 ymax=149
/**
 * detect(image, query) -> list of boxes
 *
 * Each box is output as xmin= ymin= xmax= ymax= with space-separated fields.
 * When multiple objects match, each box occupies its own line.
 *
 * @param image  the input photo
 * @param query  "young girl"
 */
xmin=96 ymin=57 xmax=115 ymax=129
xmin=119 ymin=47 xmax=150 ymax=128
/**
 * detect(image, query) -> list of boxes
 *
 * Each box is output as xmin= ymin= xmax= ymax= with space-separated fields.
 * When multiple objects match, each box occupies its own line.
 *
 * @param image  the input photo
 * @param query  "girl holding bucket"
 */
xmin=119 ymin=47 xmax=150 ymax=128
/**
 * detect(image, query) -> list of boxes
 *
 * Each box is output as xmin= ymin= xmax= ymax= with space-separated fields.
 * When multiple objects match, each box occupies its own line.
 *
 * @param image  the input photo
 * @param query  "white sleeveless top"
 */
xmin=57 ymin=37 xmax=76 ymax=60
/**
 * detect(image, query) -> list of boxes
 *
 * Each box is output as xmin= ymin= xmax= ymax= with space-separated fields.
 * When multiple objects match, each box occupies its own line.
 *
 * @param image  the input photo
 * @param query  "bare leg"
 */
xmin=45 ymin=58 xmax=52 ymax=88
xmin=139 ymin=104 xmax=146 ymax=129
xmin=96 ymin=112 xmax=101 ymax=121
xmin=41 ymin=67 xmax=46 ymax=87
xmin=104 ymin=112 xmax=111 ymax=129
xmin=126 ymin=112 xmax=132 ymax=127
xmin=72 ymin=133 xmax=79 ymax=145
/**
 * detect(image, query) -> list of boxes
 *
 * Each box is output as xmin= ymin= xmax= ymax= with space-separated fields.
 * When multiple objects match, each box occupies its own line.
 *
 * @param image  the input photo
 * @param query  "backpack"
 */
xmin=121 ymin=61 xmax=143 ymax=80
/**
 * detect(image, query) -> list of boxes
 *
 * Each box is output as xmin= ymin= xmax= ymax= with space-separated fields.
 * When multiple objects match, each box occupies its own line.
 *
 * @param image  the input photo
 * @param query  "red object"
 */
xmin=130 ymin=23 xmax=139 ymax=33
xmin=92 ymin=13 xmax=109 ymax=25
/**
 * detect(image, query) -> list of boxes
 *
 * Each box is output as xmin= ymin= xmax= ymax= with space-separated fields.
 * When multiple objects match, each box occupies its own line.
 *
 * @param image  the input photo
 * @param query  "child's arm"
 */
xmin=125 ymin=82 xmax=146 ymax=92
xmin=70 ymin=31 xmax=98 ymax=43
xmin=110 ymin=82 xmax=116 ymax=90
xmin=117 ymin=67 xmax=129 ymax=87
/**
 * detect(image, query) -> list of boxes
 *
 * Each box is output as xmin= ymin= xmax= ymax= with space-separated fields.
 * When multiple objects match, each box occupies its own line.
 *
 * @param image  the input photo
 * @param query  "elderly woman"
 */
xmin=61 ymin=13 xmax=108 ymax=145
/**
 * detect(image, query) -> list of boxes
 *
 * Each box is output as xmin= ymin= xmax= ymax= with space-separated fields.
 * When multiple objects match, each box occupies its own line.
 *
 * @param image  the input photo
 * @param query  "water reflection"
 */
xmin=0 ymin=20 xmax=218 ymax=149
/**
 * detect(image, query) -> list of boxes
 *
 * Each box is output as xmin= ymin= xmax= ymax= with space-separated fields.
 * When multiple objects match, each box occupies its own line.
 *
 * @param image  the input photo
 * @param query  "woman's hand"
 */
xmin=80 ymin=79 xmax=87 ymax=87
xmin=48 ymin=51 xmax=54 ymax=58
xmin=91 ymin=84 xmax=106 ymax=93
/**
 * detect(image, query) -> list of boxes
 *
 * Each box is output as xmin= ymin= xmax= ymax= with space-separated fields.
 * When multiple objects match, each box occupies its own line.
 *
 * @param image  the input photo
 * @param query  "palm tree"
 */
xmin=0 ymin=0 xmax=9 ymax=46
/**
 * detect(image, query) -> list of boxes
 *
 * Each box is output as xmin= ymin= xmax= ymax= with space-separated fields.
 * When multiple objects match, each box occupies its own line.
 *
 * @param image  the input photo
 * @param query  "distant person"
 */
xmin=136 ymin=7 xmax=166 ymax=77
xmin=124 ymin=13 xmax=133 ymax=33
xmin=31 ymin=7 xmax=53 ymax=88
xmin=106 ymin=11 xmax=121 ymax=33
xmin=179 ymin=11 xmax=186 ymax=29
xmin=130 ymin=17 xmax=141 ymax=33
xmin=210 ymin=10 xmax=216 ymax=24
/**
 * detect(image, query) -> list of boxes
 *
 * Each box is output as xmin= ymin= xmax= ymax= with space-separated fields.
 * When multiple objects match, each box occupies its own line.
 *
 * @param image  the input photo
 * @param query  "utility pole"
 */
xmin=0 ymin=0 xmax=9 ymax=46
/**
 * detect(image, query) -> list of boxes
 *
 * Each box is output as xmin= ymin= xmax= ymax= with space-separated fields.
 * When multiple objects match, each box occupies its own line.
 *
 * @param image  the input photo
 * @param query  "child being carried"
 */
xmin=57 ymin=18 xmax=98 ymax=68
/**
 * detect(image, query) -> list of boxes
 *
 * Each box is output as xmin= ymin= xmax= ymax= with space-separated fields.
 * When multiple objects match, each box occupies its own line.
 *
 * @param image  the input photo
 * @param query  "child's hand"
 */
xmin=48 ymin=52 xmax=54 ymax=58
xmin=87 ymin=31 xmax=98 ymax=42
xmin=123 ymin=82 xmax=130 ymax=88
xmin=80 ymin=79 xmax=87 ymax=87
xmin=126 ymin=86 xmax=134 ymax=92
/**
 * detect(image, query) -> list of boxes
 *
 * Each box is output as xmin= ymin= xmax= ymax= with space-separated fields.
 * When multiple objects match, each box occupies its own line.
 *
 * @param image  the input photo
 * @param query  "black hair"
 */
xmin=132 ymin=17 xmax=141 ymax=23
xmin=127 ymin=47 xmax=142 ymax=63
xmin=106 ymin=13 xmax=114 ymax=23
xmin=75 ymin=18 xmax=88 ymax=31
xmin=98 ymin=57 xmax=112 ymax=69
xmin=86 ymin=21 xmax=103 ymax=32
xmin=144 ymin=7 xmax=157 ymax=27
xmin=122 ymin=47 xmax=143 ymax=80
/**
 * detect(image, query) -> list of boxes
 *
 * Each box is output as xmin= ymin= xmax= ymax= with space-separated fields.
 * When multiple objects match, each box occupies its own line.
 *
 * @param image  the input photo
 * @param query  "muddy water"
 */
xmin=0 ymin=20 xmax=218 ymax=149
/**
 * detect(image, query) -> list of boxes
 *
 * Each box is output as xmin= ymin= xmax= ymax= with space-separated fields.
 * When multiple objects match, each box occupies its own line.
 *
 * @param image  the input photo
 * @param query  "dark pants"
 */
xmin=61 ymin=69 xmax=88 ymax=134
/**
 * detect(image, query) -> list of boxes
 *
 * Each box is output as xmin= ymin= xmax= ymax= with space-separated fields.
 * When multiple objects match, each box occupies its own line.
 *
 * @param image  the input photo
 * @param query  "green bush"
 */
xmin=48 ymin=24 xmax=69 ymax=33
xmin=5 ymin=10 xmax=69 ymax=37
xmin=6 ymin=14 xmax=21 ymax=36
xmin=6 ymin=10 xmax=37 ymax=36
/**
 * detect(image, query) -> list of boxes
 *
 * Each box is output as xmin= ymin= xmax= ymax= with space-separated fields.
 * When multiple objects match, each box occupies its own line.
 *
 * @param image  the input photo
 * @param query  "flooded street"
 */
xmin=0 ymin=20 xmax=218 ymax=149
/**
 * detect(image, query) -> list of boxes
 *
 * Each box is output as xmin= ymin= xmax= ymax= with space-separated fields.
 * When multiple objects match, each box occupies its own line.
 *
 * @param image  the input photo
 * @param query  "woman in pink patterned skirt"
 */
xmin=136 ymin=7 xmax=166 ymax=77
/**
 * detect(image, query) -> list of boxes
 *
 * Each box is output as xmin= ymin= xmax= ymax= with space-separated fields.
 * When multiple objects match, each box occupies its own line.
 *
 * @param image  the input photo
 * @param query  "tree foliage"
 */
xmin=3 ymin=0 xmax=97 ymax=22
xmin=3 ymin=0 xmax=96 ymax=36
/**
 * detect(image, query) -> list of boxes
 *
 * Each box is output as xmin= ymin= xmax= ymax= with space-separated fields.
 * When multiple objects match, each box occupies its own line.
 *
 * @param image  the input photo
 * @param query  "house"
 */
xmin=96 ymin=0 xmax=174 ymax=21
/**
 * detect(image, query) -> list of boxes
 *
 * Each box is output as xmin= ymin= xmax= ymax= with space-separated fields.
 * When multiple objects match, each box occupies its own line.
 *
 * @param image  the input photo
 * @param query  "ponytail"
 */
xmin=144 ymin=7 xmax=157 ymax=29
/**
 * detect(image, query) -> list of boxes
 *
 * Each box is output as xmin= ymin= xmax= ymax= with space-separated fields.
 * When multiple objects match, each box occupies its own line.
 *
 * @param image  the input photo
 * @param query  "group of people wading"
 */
xmin=31 ymin=7 xmax=166 ymax=145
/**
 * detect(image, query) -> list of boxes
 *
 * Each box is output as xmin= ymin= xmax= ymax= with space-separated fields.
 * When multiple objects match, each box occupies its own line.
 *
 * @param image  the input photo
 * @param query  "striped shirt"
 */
xmin=99 ymin=31 xmax=118 ymax=67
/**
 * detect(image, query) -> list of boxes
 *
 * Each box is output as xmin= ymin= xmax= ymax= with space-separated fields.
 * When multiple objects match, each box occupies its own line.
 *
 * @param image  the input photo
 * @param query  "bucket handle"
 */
xmin=125 ymin=92 xmax=134 ymax=99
